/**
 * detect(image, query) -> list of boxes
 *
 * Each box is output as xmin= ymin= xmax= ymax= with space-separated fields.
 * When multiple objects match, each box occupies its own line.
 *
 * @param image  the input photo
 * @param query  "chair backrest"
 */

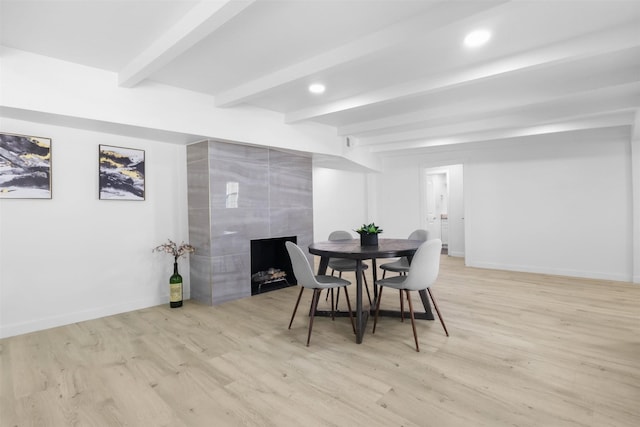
xmin=408 ymin=229 xmax=429 ymax=241
xmin=285 ymin=241 xmax=318 ymax=289
xmin=328 ymin=230 xmax=353 ymax=241
xmin=397 ymin=229 xmax=429 ymax=264
xmin=402 ymin=239 xmax=443 ymax=291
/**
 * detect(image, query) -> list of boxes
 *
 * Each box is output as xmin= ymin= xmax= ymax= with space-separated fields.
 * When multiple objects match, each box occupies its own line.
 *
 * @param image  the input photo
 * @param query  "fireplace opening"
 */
xmin=251 ymin=236 xmax=297 ymax=295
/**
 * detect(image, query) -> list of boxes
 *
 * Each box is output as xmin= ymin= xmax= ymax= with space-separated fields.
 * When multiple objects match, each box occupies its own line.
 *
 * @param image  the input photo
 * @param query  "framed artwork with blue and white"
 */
xmin=0 ymin=132 xmax=52 ymax=199
xmin=99 ymin=144 xmax=145 ymax=201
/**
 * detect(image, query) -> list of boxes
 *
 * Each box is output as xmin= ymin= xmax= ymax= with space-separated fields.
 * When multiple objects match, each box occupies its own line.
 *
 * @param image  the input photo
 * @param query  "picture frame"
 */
xmin=99 ymin=144 xmax=145 ymax=201
xmin=0 ymin=132 xmax=52 ymax=199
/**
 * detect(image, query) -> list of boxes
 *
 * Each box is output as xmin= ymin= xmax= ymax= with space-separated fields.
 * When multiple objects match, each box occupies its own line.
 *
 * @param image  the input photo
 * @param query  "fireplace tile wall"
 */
xmin=187 ymin=140 xmax=313 ymax=305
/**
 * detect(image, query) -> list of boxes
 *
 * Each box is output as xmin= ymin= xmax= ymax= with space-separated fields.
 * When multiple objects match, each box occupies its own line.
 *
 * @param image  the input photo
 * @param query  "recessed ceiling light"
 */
xmin=464 ymin=29 xmax=491 ymax=48
xmin=308 ymin=83 xmax=326 ymax=94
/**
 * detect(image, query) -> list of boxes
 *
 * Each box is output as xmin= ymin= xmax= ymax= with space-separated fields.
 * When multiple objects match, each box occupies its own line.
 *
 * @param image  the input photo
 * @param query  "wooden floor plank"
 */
xmin=1 ymin=256 xmax=639 ymax=426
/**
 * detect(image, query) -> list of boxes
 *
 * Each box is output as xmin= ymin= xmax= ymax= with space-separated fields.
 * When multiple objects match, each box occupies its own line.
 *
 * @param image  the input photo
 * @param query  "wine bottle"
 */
xmin=169 ymin=261 xmax=183 ymax=308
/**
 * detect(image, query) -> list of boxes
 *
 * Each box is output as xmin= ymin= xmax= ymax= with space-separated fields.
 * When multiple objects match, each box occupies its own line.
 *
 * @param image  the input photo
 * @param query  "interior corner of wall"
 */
xmin=341 ymin=149 xmax=382 ymax=173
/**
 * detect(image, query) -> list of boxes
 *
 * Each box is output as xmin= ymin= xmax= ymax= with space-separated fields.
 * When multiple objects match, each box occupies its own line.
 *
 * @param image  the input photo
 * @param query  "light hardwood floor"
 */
xmin=1 ymin=256 xmax=639 ymax=426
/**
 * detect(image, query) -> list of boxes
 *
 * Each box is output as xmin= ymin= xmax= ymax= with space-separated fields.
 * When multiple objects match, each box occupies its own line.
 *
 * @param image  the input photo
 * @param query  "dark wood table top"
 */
xmin=308 ymin=238 xmax=422 ymax=260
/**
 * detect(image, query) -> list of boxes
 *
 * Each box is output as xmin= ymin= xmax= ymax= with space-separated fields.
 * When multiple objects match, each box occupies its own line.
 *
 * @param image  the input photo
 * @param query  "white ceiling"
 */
xmin=2 ymin=0 xmax=639 ymax=157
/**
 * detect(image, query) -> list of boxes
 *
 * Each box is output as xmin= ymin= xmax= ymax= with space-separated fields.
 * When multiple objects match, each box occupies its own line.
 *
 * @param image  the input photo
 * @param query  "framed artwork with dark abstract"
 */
xmin=99 ymin=144 xmax=145 ymax=201
xmin=0 ymin=132 xmax=52 ymax=199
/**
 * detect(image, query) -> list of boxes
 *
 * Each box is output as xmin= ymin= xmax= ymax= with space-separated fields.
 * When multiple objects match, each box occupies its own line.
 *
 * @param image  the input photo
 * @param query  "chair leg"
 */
xmin=307 ymin=289 xmax=321 ymax=346
xmin=382 ymin=270 xmax=386 ymax=279
xmin=342 ymin=287 xmax=356 ymax=334
xmin=372 ymin=286 xmax=384 ymax=334
xmin=399 ymin=290 xmax=404 ymax=322
xmin=405 ymin=290 xmax=420 ymax=352
xmin=289 ymin=287 xmax=304 ymax=329
xmin=427 ymin=288 xmax=449 ymax=337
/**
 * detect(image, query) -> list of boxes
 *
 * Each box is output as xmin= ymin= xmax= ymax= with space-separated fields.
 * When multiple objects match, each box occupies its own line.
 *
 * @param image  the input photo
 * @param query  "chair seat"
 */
xmin=380 ymin=229 xmax=428 ymax=276
xmin=379 ymin=258 xmax=410 ymax=272
xmin=328 ymin=259 xmax=369 ymax=272
xmin=315 ymin=275 xmax=350 ymax=288
xmin=376 ymin=275 xmax=407 ymax=289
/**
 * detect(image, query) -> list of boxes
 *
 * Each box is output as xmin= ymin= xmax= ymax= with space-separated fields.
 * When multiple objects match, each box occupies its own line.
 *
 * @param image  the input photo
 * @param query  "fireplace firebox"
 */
xmin=250 ymin=236 xmax=297 ymax=295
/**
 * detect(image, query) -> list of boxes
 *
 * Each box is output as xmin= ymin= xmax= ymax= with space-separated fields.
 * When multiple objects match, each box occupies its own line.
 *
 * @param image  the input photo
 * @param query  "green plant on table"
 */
xmin=354 ymin=223 xmax=383 ymax=235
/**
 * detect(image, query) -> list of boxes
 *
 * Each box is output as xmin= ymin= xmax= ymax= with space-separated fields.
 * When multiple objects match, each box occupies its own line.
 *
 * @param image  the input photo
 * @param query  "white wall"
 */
xmin=372 ymin=166 xmax=422 ymax=239
xmin=464 ymin=131 xmax=632 ymax=281
xmin=371 ymin=163 xmax=466 ymax=255
xmin=379 ymin=127 xmax=635 ymax=282
xmin=312 ymin=166 xmax=368 ymax=240
xmin=0 ymin=118 xmax=190 ymax=338
xmin=632 ymin=112 xmax=640 ymax=283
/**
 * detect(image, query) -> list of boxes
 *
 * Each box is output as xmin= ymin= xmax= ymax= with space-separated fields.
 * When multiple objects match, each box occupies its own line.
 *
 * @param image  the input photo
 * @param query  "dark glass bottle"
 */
xmin=169 ymin=261 xmax=183 ymax=308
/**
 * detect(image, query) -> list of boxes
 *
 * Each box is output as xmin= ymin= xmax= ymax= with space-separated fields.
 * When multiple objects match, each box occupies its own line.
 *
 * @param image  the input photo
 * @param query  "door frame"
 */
xmin=420 ymin=164 xmax=465 ymax=258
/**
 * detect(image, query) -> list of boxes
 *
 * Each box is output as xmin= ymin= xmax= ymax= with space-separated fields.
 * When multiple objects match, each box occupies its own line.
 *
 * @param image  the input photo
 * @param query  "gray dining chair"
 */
xmin=326 ymin=230 xmax=372 ymax=307
xmin=373 ymin=239 xmax=448 ymax=352
xmin=285 ymin=241 xmax=356 ymax=346
xmin=379 ymin=229 xmax=429 ymax=279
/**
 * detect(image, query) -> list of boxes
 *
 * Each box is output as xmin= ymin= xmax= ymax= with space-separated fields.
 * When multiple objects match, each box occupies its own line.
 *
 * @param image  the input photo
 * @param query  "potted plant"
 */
xmin=355 ymin=222 xmax=383 ymax=246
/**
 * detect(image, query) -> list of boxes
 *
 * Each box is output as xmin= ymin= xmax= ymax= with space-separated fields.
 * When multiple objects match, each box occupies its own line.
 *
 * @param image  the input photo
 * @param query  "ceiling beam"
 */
xmin=360 ymin=107 xmax=638 ymax=147
xmin=351 ymin=82 xmax=640 ymax=144
xmin=214 ymin=0 xmax=508 ymax=107
xmin=366 ymin=111 xmax=636 ymax=153
xmin=0 ymin=106 xmax=208 ymax=144
xmin=284 ymin=23 xmax=640 ymax=124
xmin=118 ymin=0 xmax=255 ymax=88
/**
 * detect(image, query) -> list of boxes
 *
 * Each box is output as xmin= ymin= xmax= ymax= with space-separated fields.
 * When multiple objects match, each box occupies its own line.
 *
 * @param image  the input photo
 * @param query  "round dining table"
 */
xmin=308 ymin=238 xmax=435 ymax=344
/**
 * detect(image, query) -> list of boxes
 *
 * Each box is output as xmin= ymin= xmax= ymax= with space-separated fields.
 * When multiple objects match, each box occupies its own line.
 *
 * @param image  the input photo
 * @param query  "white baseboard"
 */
xmin=0 ymin=296 xmax=168 ymax=339
xmin=466 ymin=260 xmax=632 ymax=283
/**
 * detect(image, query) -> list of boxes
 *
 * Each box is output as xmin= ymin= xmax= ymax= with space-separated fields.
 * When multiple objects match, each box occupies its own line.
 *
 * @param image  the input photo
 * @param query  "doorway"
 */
xmin=421 ymin=165 xmax=464 ymax=257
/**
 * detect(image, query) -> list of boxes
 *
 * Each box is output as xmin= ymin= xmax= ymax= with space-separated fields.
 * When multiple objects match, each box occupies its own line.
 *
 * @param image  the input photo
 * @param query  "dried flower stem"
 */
xmin=153 ymin=239 xmax=195 ymax=263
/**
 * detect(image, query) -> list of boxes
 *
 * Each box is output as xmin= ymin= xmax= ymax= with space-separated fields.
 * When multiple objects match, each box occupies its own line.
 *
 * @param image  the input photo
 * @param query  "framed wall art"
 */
xmin=99 ymin=144 xmax=145 ymax=201
xmin=0 ymin=132 xmax=52 ymax=199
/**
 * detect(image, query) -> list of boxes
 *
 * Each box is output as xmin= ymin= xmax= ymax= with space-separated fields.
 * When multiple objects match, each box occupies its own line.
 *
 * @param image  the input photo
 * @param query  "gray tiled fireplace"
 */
xmin=187 ymin=140 xmax=313 ymax=305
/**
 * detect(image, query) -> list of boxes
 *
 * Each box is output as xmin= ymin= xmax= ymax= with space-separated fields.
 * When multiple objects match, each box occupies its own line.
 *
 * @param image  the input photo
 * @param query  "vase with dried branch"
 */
xmin=153 ymin=239 xmax=195 ymax=308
